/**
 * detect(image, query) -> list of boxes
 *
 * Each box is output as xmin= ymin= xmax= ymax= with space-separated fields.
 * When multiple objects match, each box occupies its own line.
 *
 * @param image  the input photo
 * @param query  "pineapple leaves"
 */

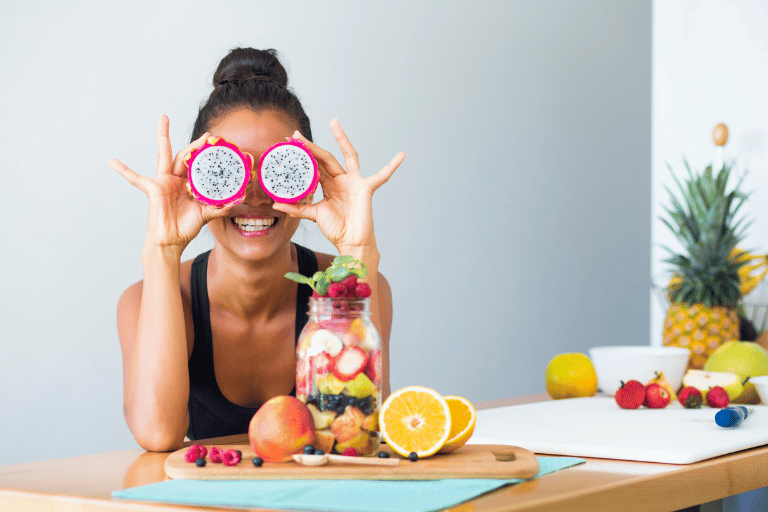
xmin=660 ymin=159 xmax=751 ymax=308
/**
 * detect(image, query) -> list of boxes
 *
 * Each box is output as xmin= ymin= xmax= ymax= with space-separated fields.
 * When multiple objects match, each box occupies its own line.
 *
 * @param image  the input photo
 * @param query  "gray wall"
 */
xmin=0 ymin=0 xmax=651 ymax=464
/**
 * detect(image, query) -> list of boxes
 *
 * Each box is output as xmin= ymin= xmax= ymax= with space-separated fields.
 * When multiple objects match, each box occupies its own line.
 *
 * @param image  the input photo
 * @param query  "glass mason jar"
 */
xmin=296 ymin=296 xmax=382 ymax=456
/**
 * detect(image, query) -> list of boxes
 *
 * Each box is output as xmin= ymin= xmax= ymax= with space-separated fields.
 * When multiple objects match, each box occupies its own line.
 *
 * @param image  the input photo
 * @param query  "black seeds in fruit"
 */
xmin=408 ymin=452 xmax=418 ymax=462
xmin=195 ymin=458 xmax=206 ymax=467
xmin=252 ymin=457 xmax=264 ymax=467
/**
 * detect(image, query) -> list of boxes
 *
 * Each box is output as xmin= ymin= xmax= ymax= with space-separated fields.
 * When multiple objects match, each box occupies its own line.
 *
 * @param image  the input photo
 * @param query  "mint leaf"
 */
xmin=284 ymin=272 xmax=314 ymax=288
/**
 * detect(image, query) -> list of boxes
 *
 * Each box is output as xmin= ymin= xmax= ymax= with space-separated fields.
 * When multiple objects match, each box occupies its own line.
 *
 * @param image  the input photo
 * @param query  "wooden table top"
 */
xmin=1 ymin=394 xmax=766 ymax=512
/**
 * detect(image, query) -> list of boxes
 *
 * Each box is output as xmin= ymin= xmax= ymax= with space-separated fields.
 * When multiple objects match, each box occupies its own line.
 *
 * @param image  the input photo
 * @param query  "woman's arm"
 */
xmin=110 ymin=115 xmax=234 ymax=451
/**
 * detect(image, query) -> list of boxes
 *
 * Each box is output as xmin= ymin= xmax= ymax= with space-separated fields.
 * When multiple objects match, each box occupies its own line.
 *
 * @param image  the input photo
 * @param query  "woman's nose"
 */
xmin=244 ymin=174 xmax=271 ymax=204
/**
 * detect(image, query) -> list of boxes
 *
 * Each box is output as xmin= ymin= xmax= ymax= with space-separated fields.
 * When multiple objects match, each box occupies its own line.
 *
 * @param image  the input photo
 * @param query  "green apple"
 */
xmin=682 ymin=369 xmax=743 ymax=401
xmin=705 ymin=341 xmax=768 ymax=404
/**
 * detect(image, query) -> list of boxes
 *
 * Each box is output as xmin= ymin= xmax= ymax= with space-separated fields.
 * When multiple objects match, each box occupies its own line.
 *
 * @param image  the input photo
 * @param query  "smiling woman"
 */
xmin=108 ymin=48 xmax=405 ymax=452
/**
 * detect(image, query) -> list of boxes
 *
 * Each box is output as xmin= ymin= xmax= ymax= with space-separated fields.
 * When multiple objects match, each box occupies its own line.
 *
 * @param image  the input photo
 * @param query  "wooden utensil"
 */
xmin=292 ymin=453 xmax=400 ymax=466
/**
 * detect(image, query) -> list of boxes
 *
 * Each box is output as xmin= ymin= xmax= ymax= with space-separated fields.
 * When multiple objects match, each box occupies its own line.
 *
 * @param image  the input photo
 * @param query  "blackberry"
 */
xmin=195 ymin=458 xmax=206 ymax=467
xmin=252 ymin=457 xmax=264 ymax=467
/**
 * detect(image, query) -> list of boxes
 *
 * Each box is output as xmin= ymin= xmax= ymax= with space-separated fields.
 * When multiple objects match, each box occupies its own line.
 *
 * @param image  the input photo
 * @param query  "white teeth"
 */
xmin=232 ymin=217 xmax=276 ymax=231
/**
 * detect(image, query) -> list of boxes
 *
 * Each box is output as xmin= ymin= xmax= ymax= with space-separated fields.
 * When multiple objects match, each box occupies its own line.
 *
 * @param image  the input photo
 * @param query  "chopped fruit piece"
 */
xmin=335 ymin=430 xmax=375 ymax=455
xmin=614 ymin=380 xmax=646 ymax=409
xmin=379 ymin=386 xmax=451 ymax=458
xmin=438 ymin=395 xmax=476 ymax=454
xmin=361 ymin=412 xmax=378 ymax=432
xmin=365 ymin=350 xmax=382 ymax=385
xmin=311 ymin=351 xmax=333 ymax=376
xmin=308 ymin=330 xmax=343 ymax=358
xmin=683 ymin=369 xmax=744 ymax=402
xmin=313 ymin=429 xmax=336 ymax=454
xmin=344 ymin=372 xmax=377 ymax=398
xmin=331 ymin=406 xmax=367 ymax=442
xmin=333 ymin=347 xmax=369 ymax=381
xmin=307 ymin=403 xmax=337 ymax=430
xmin=316 ymin=375 xmax=347 ymax=395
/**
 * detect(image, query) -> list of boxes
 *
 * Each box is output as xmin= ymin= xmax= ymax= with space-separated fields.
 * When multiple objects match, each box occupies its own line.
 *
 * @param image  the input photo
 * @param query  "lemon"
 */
xmin=545 ymin=353 xmax=598 ymax=399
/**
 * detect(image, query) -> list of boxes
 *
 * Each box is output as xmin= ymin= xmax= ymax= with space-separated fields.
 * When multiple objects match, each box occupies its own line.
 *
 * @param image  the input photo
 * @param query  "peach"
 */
xmin=248 ymin=395 xmax=315 ymax=462
xmin=313 ymin=428 xmax=336 ymax=454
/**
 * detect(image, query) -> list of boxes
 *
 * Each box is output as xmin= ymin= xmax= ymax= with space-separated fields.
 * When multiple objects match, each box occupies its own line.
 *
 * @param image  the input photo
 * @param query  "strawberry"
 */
xmin=614 ymin=380 xmax=645 ymax=409
xmin=366 ymin=349 xmax=382 ymax=385
xmin=706 ymin=386 xmax=730 ymax=408
xmin=311 ymin=351 xmax=333 ymax=375
xmin=644 ymin=382 xmax=671 ymax=409
xmin=332 ymin=346 xmax=369 ymax=381
xmin=677 ymin=386 xmax=703 ymax=409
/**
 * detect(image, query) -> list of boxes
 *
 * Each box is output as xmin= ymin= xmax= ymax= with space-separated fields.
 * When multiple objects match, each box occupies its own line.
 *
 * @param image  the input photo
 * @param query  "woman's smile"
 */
xmin=230 ymin=214 xmax=279 ymax=237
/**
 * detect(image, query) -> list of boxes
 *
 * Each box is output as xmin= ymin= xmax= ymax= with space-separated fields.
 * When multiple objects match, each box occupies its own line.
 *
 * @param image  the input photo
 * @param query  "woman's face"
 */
xmin=206 ymin=108 xmax=306 ymax=262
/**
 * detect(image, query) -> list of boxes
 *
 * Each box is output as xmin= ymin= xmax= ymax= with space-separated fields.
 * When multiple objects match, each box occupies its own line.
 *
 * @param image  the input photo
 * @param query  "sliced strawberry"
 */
xmin=311 ymin=351 xmax=333 ymax=375
xmin=366 ymin=349 xmax=381 ymax=385
xmin=332 ymin=346 xmax=369 ymax=381
xmin=296 ymin=357 xmax=311 ymax=396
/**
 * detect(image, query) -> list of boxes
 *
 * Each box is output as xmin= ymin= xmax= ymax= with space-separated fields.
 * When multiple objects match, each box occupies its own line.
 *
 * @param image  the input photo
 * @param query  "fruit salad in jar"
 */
xmin=287 ymin=256 xmax=382 ymax=456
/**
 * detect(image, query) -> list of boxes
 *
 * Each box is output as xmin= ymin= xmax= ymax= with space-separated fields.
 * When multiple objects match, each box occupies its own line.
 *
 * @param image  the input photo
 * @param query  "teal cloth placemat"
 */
xmin=112 ymin=456 xmax=584 ymax=512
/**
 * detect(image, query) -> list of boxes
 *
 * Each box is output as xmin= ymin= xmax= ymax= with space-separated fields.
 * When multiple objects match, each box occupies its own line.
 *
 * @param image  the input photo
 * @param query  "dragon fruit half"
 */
xmin=258 ymin=139 xmax=318 ymax=203
xmin=185 ymin=137 xmax=255 ymax=208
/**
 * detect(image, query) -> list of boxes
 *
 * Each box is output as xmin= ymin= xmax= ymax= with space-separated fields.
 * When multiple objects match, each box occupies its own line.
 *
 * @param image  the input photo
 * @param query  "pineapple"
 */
xmin=661 ymin=161 xmax=749 ymax=369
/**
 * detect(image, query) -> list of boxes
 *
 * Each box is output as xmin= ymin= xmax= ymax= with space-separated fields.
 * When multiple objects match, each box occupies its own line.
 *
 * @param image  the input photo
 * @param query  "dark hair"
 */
xmin=191 ymin=48 xmax=312 ymax=142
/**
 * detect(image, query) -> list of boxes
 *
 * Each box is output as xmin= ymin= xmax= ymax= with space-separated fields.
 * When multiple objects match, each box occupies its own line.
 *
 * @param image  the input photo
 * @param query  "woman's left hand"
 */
xmin=272 ymin=119 xmax=406 ymax=255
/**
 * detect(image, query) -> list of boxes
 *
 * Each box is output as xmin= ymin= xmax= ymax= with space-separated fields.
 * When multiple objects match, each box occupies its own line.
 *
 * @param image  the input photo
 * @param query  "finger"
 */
xmin=367 ymin=152 xmax=406 ymax=192
xmin=171 ymin=131 xmax=211 ymax=177
xmin=272 ymin=201 xmax=319 ymax=223
xmin=291 ymin=130 xmax=346 ymax=177
xmin=109 ymin=158 xmax=151 ymax=193
xmin=329 ymin=118 xmax=360 ymax=174
xmin=156 ymin=115 xmax=173 ymax=175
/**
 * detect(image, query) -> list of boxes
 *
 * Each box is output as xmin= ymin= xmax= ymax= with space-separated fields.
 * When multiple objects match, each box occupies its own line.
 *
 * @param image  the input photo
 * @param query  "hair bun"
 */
xmin=213 ymin=48 xmax=288 ymax=88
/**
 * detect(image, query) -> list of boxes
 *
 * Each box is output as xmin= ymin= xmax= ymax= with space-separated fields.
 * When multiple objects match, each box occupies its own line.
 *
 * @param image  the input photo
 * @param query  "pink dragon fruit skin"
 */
xmin=257 ymin=139 xmax=319 ymax=203
xmin=184 ymin=137 xmax=255 ymax=208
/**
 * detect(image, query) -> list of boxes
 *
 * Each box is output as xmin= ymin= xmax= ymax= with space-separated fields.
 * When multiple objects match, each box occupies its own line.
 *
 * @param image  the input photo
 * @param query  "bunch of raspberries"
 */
xmin=184 ymin=444 xmax=241 ymax=466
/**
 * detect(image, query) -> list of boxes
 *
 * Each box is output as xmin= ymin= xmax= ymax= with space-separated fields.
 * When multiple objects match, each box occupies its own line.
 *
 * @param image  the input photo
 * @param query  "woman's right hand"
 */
xmin=109 ymin=115 xmax=233 ymax=253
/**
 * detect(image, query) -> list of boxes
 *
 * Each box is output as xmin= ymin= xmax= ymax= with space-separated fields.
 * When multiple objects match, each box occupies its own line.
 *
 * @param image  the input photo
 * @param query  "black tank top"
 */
xmin=186 ymin=243 xmax=318 ymax=440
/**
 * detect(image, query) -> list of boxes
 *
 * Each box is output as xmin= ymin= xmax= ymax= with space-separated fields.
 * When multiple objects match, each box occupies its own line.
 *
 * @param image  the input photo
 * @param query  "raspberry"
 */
xmin=354 ymin=283 xmax=371 ymax=298
xmin=341 ymin=275 xmax=358 ymax=293
xmin=222 ymin=449 xmax=241 ymax=466
xmin=184 ymin=444 xmax=207 ymax=463
xmin=328 ymin=282 xmax=347 ymax=298
xmin=342 ymin=447 xmax=358 ymax=457
xmin=208 ymin=446 xmax=224 ymax=463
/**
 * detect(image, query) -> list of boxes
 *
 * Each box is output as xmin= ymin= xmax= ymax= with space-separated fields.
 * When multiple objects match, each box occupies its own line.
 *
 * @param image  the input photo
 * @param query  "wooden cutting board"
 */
xmin=164 ymin=443 xmax=539 ymax=480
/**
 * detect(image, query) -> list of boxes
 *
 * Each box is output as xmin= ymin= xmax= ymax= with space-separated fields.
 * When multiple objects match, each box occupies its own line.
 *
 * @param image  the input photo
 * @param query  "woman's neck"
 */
xmin=206 ymin=243 xmax=298 ymax=320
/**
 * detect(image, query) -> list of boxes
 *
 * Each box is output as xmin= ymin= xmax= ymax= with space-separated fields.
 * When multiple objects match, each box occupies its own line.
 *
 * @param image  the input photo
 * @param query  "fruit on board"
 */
xmin=379 ymin=386 xmax=452 ymax=458
xmin=661 ymin=161 xmax=747 ymax=369
xmin=644 ymin=383 xmax=671 ymax=409
xmin=544 ymin=353 xmax=598 ymax=400
xmin=682 ymin=369 xmax=744 ymax=402
xmin=614 ymin=380 xmax=646 ymax=409
xmin=646 ymin=371 xmax=677 ymax=402
xmin=706 ymin=386 xmax=730 ymax=408
xmin=307 ymin=403 xmax=337 ymax=430
xmin=705 ymin=341 xmax=768 ymax=403
xmin=248 ymin=396 xmax=316 ymax=462
xmin=257 ymin=139 xmax=318 ymax=203
xmin=438 ymin=395 xmax=477 ymax=454
xmin=677 ymin=386 xmax=703 ymax=409
xmin=184 ymin=136 xmax=254 ymax=208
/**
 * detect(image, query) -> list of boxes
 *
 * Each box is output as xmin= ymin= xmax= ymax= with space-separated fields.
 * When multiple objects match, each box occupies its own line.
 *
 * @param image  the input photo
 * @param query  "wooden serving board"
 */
xmin=164 ymin=443 xmax=539 ymax=480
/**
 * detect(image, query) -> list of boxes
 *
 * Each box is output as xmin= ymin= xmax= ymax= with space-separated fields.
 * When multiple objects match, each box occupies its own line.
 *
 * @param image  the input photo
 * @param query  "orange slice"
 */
xmin=379 ymin=386 xmax=451 ymax=458
xmin=437 ymin=395 xmax=476 ymax=454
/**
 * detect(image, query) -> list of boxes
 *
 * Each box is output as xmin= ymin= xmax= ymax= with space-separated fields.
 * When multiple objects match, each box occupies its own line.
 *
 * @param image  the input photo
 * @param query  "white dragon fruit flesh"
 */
xmin=185 ymin=137 xmax=254 ymax=208
xmin=258 ymin=139 xmax=318 ymax=203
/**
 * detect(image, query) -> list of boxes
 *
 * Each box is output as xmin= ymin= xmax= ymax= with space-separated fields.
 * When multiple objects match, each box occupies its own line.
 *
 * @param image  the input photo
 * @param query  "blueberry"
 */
xmin=195 ymin=457 xmax=206 ymax=467
xmin=408 ymin=452 xmax=419 ymax=462
xmin=377 ymin=451 xmax=391 ymax=458
xmin=252 ymin=457 xmax=264 ymax=467
xmin=314 ymin=449 xmax=325 ymax=455
xmin=304 ymin=445 xmax=315 ymax=454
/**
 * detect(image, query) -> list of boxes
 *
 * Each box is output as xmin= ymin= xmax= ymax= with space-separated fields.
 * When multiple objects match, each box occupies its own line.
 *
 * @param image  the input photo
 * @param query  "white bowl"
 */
xmin=751 ymin=375 xmax=768 ymax=405
xmin=588 ymin=346 xmax=691 ymax=396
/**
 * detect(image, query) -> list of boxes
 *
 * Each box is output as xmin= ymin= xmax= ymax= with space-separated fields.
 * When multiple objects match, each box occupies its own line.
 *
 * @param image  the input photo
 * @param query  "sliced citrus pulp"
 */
xmin=379 ymin=386 xmax=451 ymax=458
xmin=437 ymin=395 xmax=476 ymax=454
